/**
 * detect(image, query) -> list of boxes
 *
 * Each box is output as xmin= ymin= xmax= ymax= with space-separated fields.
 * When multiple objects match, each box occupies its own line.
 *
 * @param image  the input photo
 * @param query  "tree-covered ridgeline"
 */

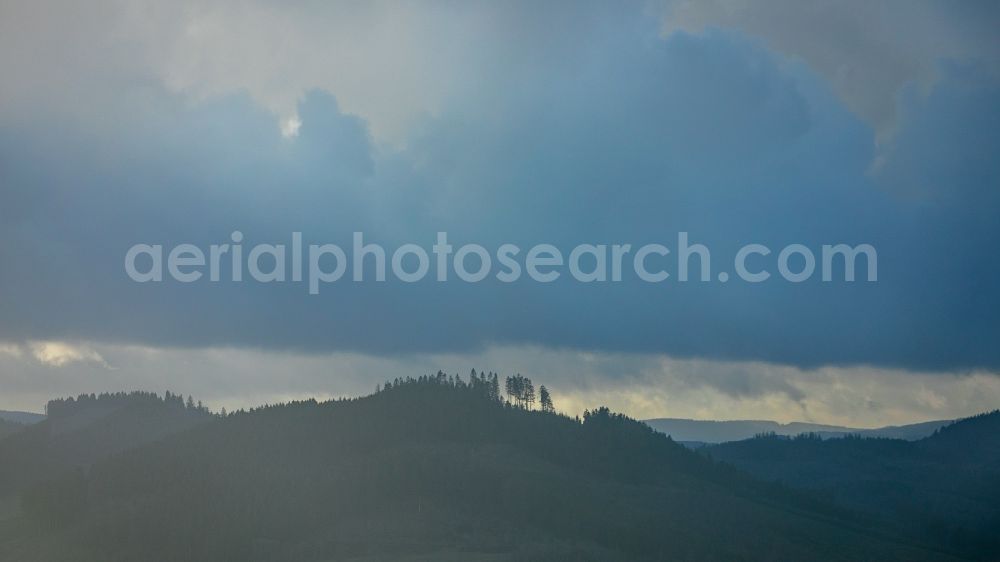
xmin=44 ymin=390 xmax=213 ymax=418
xmin=379 ymin=370 xmax=555 ymax=414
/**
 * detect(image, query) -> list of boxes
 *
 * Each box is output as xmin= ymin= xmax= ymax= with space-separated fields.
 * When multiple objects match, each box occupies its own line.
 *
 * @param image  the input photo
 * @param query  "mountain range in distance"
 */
xmin=643 ymin=417 xmax=952 ymax=445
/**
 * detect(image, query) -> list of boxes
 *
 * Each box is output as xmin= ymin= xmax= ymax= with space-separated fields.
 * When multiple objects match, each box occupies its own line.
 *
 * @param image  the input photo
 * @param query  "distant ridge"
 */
xmin=0 ymin=410 xmax=45 ymax=425
xmin=644 ymin=418 xmax=951 ymax=444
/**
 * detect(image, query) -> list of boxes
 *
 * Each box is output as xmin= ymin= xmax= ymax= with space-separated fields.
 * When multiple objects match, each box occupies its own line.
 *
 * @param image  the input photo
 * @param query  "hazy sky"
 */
xmin=1 ymin=1 xmax=998 ymax=424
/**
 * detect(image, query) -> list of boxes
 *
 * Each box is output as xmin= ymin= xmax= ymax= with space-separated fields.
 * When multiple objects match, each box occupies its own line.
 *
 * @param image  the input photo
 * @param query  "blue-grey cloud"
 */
xmin=662 ymin=0 xmax=1000 ymax=139
xmin=0 ymin=5 xmax=998 ymax=372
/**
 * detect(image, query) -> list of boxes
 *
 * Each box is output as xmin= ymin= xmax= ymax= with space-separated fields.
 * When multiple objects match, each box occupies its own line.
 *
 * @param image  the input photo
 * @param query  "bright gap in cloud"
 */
xmin=27 ymin=341 xmax=110 ymax=368
xmin=280 ymin=115 xmax=301 ymax=138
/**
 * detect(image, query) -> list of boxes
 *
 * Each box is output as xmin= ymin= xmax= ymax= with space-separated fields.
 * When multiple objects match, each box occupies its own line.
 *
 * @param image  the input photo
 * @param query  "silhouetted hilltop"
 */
xmin=919 ymin=409 xmax=1000 ymax=463
xmin=705 ymin=410 xmax=1000 ymax=559
xmin=0 ymin=391 xmax=214 ymax=505
xmin=0 ymin=376 xmax=955 ymax=562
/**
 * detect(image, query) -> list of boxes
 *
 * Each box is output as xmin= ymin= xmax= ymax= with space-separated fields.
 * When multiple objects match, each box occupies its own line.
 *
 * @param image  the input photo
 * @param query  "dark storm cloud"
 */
xmin=0 ymin=6 xmax=998 ymax=371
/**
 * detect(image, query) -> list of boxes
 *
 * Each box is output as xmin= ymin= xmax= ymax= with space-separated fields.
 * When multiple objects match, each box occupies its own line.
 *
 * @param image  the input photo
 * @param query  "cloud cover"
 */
xmin=0 ymin=0 xmax=999 ymax=374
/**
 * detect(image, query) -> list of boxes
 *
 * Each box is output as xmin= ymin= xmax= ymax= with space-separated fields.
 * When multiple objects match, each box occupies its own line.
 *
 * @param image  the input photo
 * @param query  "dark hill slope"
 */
xmin=0 ymin=391 xmax=214 ymax=506
xmin=0 ymin=419 xmax=24 ymax=441
xmin=1 ymin=379 xmax=955 ymax=561
xmin=705 ymin=410 xmax=1000 ymax=559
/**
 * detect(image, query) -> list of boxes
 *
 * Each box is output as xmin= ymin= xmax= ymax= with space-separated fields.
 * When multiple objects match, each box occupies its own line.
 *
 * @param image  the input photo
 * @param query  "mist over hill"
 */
xmin=0 ymin=375 xmax=964 ymax=561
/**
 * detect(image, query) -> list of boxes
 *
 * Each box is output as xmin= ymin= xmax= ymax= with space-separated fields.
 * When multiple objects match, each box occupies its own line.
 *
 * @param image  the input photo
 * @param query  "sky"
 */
xmin=1 ymin=0 xmax=998 ymax=424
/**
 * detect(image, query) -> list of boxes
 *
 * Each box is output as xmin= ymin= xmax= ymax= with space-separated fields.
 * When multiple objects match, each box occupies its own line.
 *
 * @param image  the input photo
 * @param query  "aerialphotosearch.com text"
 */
xmin=125 ymin=232 xmax=878 ymax=294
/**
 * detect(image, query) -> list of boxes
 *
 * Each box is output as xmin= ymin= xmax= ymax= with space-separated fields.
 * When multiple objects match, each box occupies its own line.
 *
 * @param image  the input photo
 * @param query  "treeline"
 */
xmin=45 ymin=390 xmax=213 ymax=418
xmin=751 ymin=431 xmax=871 ymax=442
xmin=40 ymin=373 xmax=563 ymax=424
xmin=379 ymin=370 xmax=555 ymax=413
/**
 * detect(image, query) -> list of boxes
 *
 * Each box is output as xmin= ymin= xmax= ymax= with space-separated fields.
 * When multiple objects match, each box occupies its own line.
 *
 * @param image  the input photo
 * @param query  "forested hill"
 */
xmin=0 ymin=391 xmax=214 ymax=503
xmin=704 ymin=410 xmax=1000 ymax=559
xmin=0 ymin=375 xmax=953 ymax=561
